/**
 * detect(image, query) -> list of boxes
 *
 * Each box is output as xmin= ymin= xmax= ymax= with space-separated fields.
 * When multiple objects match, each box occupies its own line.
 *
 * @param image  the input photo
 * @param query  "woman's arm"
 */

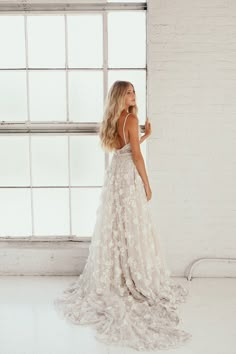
xmin=140 ymin=134 xmax=148 ymax=144
xmin=139 ymin=118 xmax=151 ymax=144
xmin=127 ymin=114 xmax=152 ymax=201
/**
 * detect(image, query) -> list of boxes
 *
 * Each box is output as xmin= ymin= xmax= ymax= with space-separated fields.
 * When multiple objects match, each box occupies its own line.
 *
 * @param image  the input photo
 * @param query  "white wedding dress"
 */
xmin=54 ymin=114 xmax=192 ymax=351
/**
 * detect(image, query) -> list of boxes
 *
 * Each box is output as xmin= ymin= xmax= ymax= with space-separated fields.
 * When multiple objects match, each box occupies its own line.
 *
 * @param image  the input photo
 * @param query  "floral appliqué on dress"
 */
xmin=54 ymin=143 xmax=192 ymax=351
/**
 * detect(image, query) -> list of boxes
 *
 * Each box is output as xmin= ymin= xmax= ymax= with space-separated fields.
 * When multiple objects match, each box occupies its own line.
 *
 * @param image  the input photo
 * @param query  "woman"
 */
xmin=54 ymin=81 xmax=192 ymax=351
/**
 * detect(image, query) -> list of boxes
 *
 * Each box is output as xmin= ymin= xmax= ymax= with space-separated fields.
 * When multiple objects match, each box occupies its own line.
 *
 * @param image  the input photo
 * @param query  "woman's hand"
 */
xmin=145 ymin=117 xmax=151 ymax=137
xmin=140 ymin=118 xmax=152 ymax=144
xmin=144 ymin=184 xmax=152 ymax=201
xmin=139 ymin=118 xmax=152 ymax=144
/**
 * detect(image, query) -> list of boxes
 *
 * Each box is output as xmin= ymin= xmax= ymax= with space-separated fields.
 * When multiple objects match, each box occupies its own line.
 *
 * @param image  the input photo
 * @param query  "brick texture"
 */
xmin=147 ymin=0 xmax=236 ymax=276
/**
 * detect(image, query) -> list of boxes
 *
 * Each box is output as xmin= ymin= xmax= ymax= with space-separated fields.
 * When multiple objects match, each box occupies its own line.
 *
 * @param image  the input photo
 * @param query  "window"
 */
xmin=0 ymin=2 xmax=147 ymax=240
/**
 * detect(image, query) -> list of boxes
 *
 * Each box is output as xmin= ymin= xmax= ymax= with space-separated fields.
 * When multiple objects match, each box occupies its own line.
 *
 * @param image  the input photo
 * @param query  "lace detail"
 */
xmin=53 ymin=142 xmax=192 ymax=351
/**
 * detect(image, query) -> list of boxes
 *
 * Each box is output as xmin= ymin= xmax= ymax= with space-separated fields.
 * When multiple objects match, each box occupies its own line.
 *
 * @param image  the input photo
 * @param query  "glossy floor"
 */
xmin=0 ymin=276 xmax=235 ymax=354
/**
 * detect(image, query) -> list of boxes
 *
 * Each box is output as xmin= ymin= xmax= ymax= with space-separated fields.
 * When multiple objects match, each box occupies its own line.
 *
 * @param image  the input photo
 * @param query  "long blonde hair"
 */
xmin=99 ymin=81 xmax=138 ymax=152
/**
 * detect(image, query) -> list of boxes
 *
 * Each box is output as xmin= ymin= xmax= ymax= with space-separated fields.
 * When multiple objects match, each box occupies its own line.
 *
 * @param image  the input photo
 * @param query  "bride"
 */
xmin=54 ymin=80 xmax=192 ymax=351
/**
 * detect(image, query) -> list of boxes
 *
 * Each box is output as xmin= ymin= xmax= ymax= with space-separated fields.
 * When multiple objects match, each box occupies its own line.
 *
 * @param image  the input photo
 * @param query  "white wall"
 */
xmin=147 ymin=0 xmax=236 ymax=276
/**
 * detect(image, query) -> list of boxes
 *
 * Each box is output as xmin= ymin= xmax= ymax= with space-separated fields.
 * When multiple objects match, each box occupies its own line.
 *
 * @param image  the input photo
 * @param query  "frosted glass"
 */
xmin=29 ymin=71 xmax=66 ymax=121
xmin=70 ymin=136 xmax=104 ymax=186
xmin=67 ymin=14 xmax=103 ymax=68
xmin=33 ymin=188 xmax=70 ymax=236
xmin=108 ymin=11 xmax=146 ymax=68
xmin=0 ymin=16 xmax=25 ymax=68
xmin=0 ymin=71 xmax=27 ymax=121
xmin=31 ymin=136 xmax=69 ymax=186
xmin=71 ymin=188 xmax=101 ymax=237
xmin=108 ymin=70 xmax=146 ymax=124
xmin=27 ymin=15 xmax=65 ymax=68
xmin=0 ymin=136 xmax=30 ymax=186
xmin=0 ymin=189 xmax=31 ymax=237
xmin=69 ymin=71 xmax=103 ymax=122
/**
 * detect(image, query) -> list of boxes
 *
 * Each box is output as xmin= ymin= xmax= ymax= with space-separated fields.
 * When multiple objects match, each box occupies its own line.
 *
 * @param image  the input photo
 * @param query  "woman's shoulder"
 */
xmin=126 ymin=113 xmax=139 ymax=124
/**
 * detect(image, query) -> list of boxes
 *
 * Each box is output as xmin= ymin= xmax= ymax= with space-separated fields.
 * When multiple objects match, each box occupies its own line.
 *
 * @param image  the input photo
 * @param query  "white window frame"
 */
xmin=0 ymin=1 xmax=147 ymax=244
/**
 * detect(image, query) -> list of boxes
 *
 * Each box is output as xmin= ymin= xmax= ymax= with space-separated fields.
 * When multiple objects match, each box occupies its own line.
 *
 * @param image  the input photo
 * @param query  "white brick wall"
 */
xmin=147 ymin=0 xmax=236 ymax=276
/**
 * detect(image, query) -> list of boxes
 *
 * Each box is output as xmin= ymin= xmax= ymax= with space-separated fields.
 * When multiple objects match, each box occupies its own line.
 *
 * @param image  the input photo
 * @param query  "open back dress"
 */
xmin=53 ymin=113 xmax=192 ymax=351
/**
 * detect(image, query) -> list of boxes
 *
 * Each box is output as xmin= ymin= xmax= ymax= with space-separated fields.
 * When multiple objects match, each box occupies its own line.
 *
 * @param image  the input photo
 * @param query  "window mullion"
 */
xmin=0 ymin=3 xmax=147 ymax=13
xmin=24 ymin=14 xmax=35 ymax=237
xmin=103 ymin=10 xmax=109 ymax=171
xmin=64 ymin=14 xmax=73 ymax=237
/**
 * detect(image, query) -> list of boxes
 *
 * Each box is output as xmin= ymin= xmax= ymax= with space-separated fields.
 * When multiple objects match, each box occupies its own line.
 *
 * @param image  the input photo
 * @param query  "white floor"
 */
xmin=0 ymin=276 xmax=235 ymax=354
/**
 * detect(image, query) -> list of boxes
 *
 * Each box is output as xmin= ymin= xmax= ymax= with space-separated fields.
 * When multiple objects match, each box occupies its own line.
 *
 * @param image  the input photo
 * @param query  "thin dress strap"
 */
xmin=123 ymin=113 xmax=131 ymax=145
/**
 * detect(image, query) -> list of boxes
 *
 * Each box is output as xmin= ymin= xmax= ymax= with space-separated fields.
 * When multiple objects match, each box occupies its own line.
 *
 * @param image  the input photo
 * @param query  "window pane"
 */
xmin=67 ymin=14 xmax=103 ymax=68
xmin=69 ymin=71 xmax=103 ymax=122
xmin=0 ymin=136 xmax=30 ymax=186
xmin=29 ymin=71 xmax=66 ymax=121
xmin=31 ymin=136 xmax=68 ymax=186
xmin=70 ymin=136 xmax=104 ymax=186
xmin=0 ymin=15 xmax=25 ymax=68
xmin=33 ymin=188 xmax=70 ymax=236
xmin=108 ymin=11 xmax=146 ymax=68
xmin=108 ymin=70 xmax=146 ymax=124
xmin=27 ymin=15 xmax=65 ymax=68
xmin=71 ymin=188 xmax=101 ymax=236
xmin=0 ymin=71 xmax=27 ymax=121
xmin=0 ymin=189 xmax=31 ymax=237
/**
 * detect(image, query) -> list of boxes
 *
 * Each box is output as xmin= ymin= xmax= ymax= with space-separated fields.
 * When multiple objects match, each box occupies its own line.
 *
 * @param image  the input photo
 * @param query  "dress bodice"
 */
xmin=114 ymin=142 xmax=132 ymax=156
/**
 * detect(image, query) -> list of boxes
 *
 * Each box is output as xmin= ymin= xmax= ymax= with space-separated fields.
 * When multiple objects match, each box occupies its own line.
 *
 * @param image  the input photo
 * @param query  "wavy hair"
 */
xmin=99 ymin=81 xmax=138 ymax=152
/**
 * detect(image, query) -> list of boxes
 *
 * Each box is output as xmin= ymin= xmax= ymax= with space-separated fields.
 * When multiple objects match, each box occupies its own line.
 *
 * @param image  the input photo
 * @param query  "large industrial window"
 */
xmin=0 ymin=1 xmax=147 ymax=240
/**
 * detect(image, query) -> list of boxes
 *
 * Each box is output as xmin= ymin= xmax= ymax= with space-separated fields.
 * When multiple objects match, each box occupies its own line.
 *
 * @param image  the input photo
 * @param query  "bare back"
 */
xmin=115 ymin=112 xmax=131 ymax=149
